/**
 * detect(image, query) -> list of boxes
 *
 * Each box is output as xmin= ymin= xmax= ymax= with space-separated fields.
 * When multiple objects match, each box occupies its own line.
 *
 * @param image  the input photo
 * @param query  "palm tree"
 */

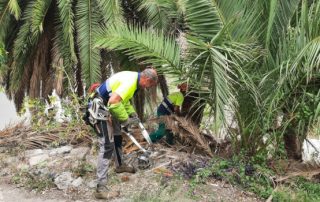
xmin=0 ymin=0 xmax=123 ymax=110
xmin=95 ymin=0 xmax=257 ymax=127
xmin=96 ymin=0 xmax=320 ymax=157
xmin=1 ymin=0 xmax=318 ymax=158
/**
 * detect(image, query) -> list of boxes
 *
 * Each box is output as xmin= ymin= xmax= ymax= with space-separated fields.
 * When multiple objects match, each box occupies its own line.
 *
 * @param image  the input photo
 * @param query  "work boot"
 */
xmin=115 ymin=164 xmax=136 ymax=173
xmin=94 ymin=184 xmax=120 ymax=199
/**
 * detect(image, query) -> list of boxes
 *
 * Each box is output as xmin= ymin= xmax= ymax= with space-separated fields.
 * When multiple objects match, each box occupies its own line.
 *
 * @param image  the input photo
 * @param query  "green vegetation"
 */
xmin=1 ymin=0 xmax=319 ymax=158
xmin=0 ymin=0 xmax=319 ymax=200
xmin=12 ymin=169 xmax=55 ymax=192
xmin=189 ymin=155 xmax=320 ymax=201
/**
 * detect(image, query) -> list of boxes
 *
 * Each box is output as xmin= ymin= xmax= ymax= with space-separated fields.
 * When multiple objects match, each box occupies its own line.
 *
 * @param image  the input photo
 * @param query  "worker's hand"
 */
xmin=129 ymin=112 xmax=139 ymax=119
xmin=121 ymin=117 xmax=140 ymax=132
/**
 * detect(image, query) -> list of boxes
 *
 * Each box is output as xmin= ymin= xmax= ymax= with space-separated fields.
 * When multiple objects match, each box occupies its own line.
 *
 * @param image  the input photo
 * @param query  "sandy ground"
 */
xmin=0 ymin=181 xmax=67 ymax=202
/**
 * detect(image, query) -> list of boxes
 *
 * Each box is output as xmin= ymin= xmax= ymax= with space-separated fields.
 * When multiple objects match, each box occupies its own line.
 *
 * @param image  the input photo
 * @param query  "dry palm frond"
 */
xmin=274 ymin=161 xmax=320 ymax=183
xmin=0 ymin=122 xmax=92 ymax=149
xmin=151 ymin=115 xmax=214 ymax=157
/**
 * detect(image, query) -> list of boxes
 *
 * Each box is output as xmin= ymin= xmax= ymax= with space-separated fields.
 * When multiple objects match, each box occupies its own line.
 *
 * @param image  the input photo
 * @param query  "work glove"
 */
xmin=121 ymin=117 xmax=140 ymax=132
xmin=129 ymin=112 xmax=138 ymax=119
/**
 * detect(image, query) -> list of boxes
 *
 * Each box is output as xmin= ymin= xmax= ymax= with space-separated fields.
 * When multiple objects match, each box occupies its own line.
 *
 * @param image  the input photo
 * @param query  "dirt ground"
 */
xmin=0 ymin=176 xmax=261 ymax=202
xmin=0 ymin=144 xmax=262 ymax=202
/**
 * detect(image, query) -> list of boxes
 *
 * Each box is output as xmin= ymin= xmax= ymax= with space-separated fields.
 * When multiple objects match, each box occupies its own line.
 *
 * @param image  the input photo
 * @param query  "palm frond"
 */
xmin=0 ymin=0 xmax=20 ymax=22
xmin=291 ymin=36 xmax=320 ymax=81
xmin=214 ymin=0 xmax=263 ymax=43
xmin=56 ymin=0 xmax=77 ymax=69
xmin=137 ymin=0 xmax=174 ymax=30
xmin=97 ymin=0 xmax=123 ymax=24
xmin=0 ymin=2 xmax=13 ymax=43
xmin=11 ymin=0 xmax=52 ymax=90
xmin=265 ymin=0 xmax=300 ymax=52
xmin=95 ymin=23 xmax=181 ymax=73
xmin=76 ymin=0 xmax=101 ymax=85
xmin=30 ymin=0 xmax=52 ymax=36
xmin=8 ymin=0 xmax=21 ymax=20
xmin=185 ymin=0 xmax=222 ymax=41
xmin=185 ymin=36 xmax=255 ymax=128
xmin=11 ymin=2 xmax=34 ymax=90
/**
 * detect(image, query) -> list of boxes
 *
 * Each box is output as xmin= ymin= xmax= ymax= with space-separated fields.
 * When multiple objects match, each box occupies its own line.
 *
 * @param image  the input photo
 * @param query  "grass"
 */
xmin=188 ymin=156 xmax=320 ymax=201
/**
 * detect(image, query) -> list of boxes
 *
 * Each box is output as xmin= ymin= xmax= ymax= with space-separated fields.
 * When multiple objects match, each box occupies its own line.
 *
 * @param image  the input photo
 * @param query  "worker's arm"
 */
xmin=124 ymin=101 xmax=136 ymax=117
xmin=108 ymin=93 xmax=128 ymax=122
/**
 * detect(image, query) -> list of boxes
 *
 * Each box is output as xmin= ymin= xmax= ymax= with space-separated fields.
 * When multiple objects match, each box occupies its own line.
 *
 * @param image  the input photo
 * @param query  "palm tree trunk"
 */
xmin=158 ymin=74 xmax=168 ymax=98
xmin=283 ymin=128 xmax=302 ymax=160
xmin=29 ymin=4 xmax=54 ymax=99
xmin=181 ymin=92 xmax=205 ymax=126
xmin=75 ymin=59 xmax=83 ymax=97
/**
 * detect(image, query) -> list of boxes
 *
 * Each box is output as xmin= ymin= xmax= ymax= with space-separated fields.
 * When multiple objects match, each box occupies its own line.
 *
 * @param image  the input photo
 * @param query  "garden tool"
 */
xmin=121 ymin=121 xmax=153 ymax=169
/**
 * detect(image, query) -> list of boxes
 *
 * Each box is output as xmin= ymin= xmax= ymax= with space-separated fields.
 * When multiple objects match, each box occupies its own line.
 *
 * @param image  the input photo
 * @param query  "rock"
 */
xmin=25 ymin=149 xmax=45 ymax=157
xmin=86 ymin=180 xmax=97 ymax=188
xmin=54 ymin=172 xmax=73 ymax=190
xmin=49 ymin=146 xmax=72 ymax=156
xmin=4 ymin=157 xmax=18 ymax=165
xmin=17 ymin=163 xmax=29 ymax=171
xmin=0 ymin=168 xmax=10 ymax=176
xmin=72 ymin=177 xmax=83 ymax=187
xmin=47 ymin=159 xmax=60 ymax=167
xmin=302 ymin=139 xmax=320 ymax=164
xmin=29 ymin=154 xmax=49 ymax=166
xmin=33 ymin=168 xmax=50 ymax=177
xmin=70 ymin=147 xmax=89 ymax=159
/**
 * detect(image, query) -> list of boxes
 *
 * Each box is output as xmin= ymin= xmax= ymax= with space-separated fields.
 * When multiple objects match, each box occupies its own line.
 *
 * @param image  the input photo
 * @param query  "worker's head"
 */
xmin=178 ymin=82 xmax=188 ymax=92
xmin=139 ymin=68 xmax=158 ymax=89
xmin=88 ymin=82 xmax=100 ymax=93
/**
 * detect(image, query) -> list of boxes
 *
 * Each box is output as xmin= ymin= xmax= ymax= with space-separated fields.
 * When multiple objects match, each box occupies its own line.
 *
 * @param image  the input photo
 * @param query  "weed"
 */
xmin=11 ymin=170 xmax=55 ymax=192
xmin=72 ymin=161 xmax=94 ymax=177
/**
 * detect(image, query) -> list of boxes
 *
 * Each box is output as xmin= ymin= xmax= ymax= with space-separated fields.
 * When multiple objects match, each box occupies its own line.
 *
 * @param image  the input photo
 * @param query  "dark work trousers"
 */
xmin=95 ymin=116 xmax=122 ymax=186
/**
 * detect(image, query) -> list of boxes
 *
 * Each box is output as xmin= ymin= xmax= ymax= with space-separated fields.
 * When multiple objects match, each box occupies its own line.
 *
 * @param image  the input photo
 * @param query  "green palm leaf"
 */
xmin=137 ymin=0 xmax=174 ymax=30
xmin=97 ymin=0 xmax=123 ymax=23
xmin=11 ymin=0 xmax=53 ymax=90
xmin=31 ymin=0 xmax=52 ymax=36
xmin=56 ymin=0 xmax=77 ymax=69
xmin=185 ymin=0 xmax=222 ymax=41
xmin=76 ymin=0 xmax=101 ymax=85
xmin=265 ymin=0 xmax=300 ymax=52
xmin=0 ymin=0 xmax=21 ymax=21
xmin=186 ymin=35 xmax=257 ymax=126
xmin=95 ymin=23 xmax=180 ymax=72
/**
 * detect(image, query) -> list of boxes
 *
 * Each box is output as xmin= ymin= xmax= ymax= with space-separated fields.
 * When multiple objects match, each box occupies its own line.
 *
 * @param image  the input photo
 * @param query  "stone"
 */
xmin=17 ymin=163 xmax=29 ymax=171
xmin=4 ymin=157 xmax=18 ymax=165
xmin=86 ymin=180 xmax=97 ymax=189
xmin=71 ymin=177 xmax=83 ymax=187
xmin=25 ymin=149 xmax=45 ymax=157
xmin=54 ymin=172 xmax=73 ymax=190
xmin=70 ymin=147 xmax=89 ymax=159
xmin=49 ymin=146 xmax=72 ymax=156
xmin=29 ymin=154 xmax=49 ymax=166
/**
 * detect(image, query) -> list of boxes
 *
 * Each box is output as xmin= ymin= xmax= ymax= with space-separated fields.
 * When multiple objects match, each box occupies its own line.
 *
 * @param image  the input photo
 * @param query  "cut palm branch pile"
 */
xmin=148 ymin=115 xmax=219 ymax=157
xmin=0 ymin=122 xmax=92 ymax=149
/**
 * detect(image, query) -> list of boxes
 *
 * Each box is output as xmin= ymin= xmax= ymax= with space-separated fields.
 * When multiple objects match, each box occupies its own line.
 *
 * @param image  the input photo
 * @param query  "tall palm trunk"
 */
xmin=29 ymin=5 xmax=54 ymax=99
